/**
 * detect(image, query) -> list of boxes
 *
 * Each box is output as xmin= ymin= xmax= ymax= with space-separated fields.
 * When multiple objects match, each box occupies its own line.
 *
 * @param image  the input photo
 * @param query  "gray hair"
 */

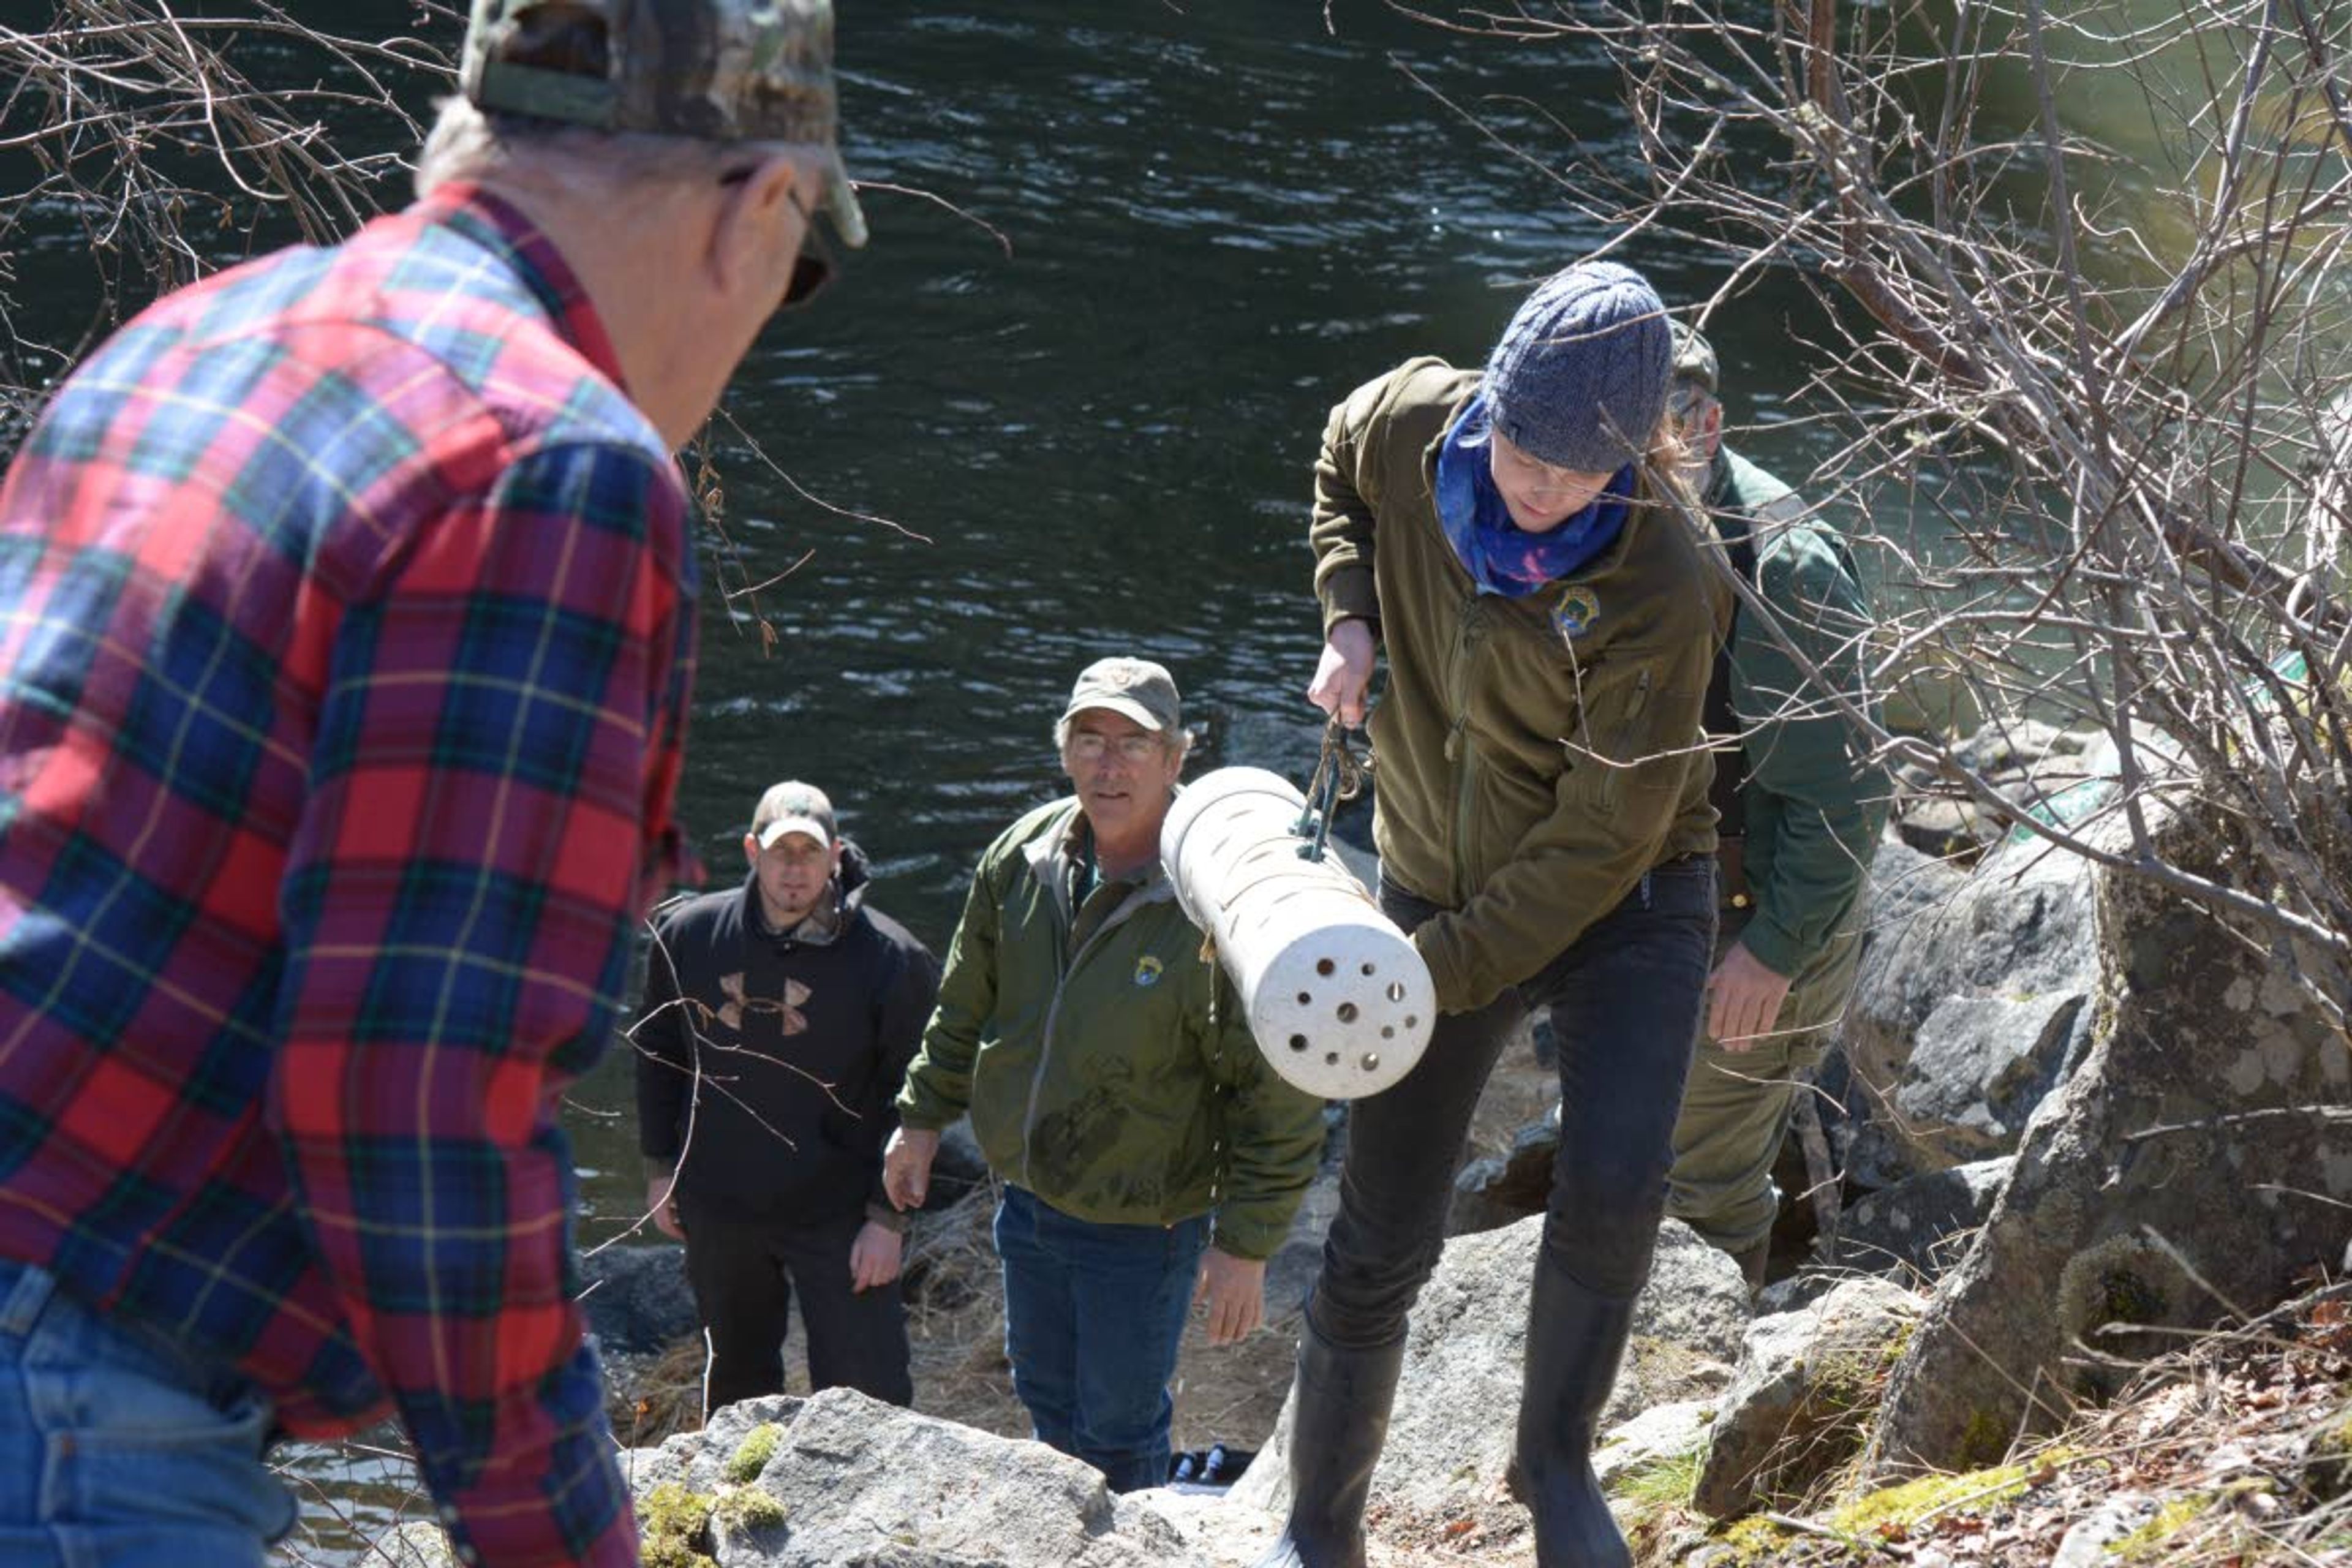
xmin=413 ymin=95 xmax=810 ymax=200
xmin=1052 ymin=715 xmax=1194 ymax=758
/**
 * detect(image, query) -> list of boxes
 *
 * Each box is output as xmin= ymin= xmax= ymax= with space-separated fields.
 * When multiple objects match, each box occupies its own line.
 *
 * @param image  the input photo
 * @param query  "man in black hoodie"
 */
xmin=635 ymin=780 xmax=940 ymax=1412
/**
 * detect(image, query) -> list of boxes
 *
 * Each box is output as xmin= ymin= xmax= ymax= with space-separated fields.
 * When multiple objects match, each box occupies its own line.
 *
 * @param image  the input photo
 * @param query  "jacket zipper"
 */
xmin=1446 ymin=594 xmax=1487 ymax=905
xmin=1019 ymin=881 xmax=1162 ymax=1193
xmin=1595 ymin=666 xmax=1654 ymax=818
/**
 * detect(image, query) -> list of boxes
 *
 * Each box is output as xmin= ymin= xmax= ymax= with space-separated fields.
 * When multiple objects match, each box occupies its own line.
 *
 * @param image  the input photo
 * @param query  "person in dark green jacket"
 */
xmin=1660 ymin=323 xmax=1890 ymax=1289
xmin=1261 ymin=262 xmax=1726 ymax=1568
xmin=884 ymin=657 xmax=1324 ymax=1494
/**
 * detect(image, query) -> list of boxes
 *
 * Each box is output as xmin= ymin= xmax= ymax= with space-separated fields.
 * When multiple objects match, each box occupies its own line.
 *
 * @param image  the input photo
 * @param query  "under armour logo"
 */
xmin=709 ymin=971 xmax=812 ymax=1035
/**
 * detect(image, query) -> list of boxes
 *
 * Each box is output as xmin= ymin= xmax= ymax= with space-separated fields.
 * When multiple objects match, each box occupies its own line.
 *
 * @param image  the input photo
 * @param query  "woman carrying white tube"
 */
xmin=1256 ymin=261 xmax=1727 ymax=1568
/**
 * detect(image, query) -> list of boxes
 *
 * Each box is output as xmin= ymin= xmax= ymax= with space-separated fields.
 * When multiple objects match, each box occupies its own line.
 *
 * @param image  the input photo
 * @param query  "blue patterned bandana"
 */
xmin=1434 ymin=391 xmax=1632 ymax=598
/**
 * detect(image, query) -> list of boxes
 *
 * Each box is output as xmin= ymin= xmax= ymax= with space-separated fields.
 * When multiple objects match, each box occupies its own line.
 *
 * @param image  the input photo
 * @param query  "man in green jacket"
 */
xmin=1662 ymin=322 xmax=1890 ymax=1289
xmin=884 ymin=657 xmax=1324 ymax=1494
xmin=1265 ymin=262 xmax=1725 ymax=1568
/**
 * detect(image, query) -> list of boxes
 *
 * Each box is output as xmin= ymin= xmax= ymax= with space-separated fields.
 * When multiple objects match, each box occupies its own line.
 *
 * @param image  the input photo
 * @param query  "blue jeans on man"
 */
xmin=993 ymin=1183 xmax=1208 ymax=1493
xmin=0 ymin=1257 xmax=296 ymax=1566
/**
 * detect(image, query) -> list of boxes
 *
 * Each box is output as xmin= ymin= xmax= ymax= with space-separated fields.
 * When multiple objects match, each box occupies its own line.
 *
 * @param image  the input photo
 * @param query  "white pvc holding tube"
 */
xmin=1159 ymin=766 xmax=1433 ymax=1100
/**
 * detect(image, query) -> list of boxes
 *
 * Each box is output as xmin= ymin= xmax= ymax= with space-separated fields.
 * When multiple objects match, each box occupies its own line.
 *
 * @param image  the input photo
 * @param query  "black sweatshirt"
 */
xmin=633 ymin=841 xmax=940 ymax=1227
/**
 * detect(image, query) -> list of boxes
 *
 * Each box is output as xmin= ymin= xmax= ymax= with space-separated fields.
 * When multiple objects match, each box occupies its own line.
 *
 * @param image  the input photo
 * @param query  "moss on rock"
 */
xmin=723 ymin=1421 xmax=785 ymax=1486
xmin=637 ymin=1483 xmax=716 ymax=1568
xmin=1953 ymin=1405 xmax=2013 ymax=1469
xmin=714 ymin=1486 xmax=790 ymax=1532
xmin=1831 ymin=1461 xmax=2035 ymax=1535
xmin=1712 ymin=1513 xmax=1796 ymax=1566
xmin=2109 ymin=1492 xmax=2212 ymax=1559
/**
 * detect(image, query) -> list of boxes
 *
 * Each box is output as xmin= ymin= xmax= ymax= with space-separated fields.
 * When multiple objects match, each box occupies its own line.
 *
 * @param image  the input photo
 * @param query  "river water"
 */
xmin=545 ymin=3 xmax=1891 ymax=1226
xmin=12 ymin=2 xmax=1901 ymax=1558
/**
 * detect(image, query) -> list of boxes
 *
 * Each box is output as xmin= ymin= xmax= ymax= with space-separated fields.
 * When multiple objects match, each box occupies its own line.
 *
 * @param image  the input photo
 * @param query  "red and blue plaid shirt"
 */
xmin=0 ymin=184 xmax=700 ymax=1566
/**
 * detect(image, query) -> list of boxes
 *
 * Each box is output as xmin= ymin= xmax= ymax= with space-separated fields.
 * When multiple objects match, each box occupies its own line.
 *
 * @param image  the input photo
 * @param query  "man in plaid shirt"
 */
xmin=0 ymin=3 xmax=867 ymax=1564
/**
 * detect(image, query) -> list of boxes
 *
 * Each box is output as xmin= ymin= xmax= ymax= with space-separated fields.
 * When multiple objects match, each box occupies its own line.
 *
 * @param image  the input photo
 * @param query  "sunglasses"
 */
xmin=720 ymin=167 xmax=839 ymax=310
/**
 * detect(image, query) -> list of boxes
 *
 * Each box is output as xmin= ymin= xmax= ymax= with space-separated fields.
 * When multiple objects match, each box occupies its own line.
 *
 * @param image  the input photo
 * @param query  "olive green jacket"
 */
xmin=1706 ymin=447 xmax=1889 ymax=987
xmin=1312 ymin=358 xmax=1728 ymax=1013
xmin=895 ymin=797 xmax=1324 ymax=1261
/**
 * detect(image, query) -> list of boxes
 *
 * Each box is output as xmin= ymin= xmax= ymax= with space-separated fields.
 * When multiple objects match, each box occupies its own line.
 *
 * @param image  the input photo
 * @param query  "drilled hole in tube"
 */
xmin=1405 ymin=1016 xmax=1419 ymax=1029
xmin=1316 ymin=957 xmax=1336 ymax=977
xmin=1324 ymin=1052 xmax=1340 ymax=1066
xmin=1381 ymin=1026 xmax=1395 ymax=1040
xmin=1361 ymin=962 xmax=1376 ymax=976
xmin=1386 ymin=982 xmax=1407 ymax=1003
xmin=1289 ymin=1035 xmax=1308 ymax=1052
xmin=1297 ymin=992 xmax=1312 ymax=1006
xmin=1336 ymin=1002 xmax=1359 ymax=1023
xmin=1362 ymin=1053 xmax=1380 ymax=1072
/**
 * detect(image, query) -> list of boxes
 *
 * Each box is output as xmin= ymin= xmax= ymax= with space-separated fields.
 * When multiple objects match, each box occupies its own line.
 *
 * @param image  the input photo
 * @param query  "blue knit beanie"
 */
xmin=1482 ymin=261 xmax=1673 ymax=473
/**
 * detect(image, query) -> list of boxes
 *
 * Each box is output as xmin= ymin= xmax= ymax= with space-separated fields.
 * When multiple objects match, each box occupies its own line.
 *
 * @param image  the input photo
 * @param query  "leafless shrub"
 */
xmin=0 ymin=2 xmax=450 ymax=443
xmin=1392 ymin=0 xmax=2352 ymax=1029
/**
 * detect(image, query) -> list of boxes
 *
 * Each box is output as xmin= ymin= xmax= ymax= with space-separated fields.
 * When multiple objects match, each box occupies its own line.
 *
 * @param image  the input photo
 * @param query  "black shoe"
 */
xmin=1204 ymin=1443 xmax=1256 ymax=1484
xmin=1251 ymin=1321 xmax=1405 ymax=1568
xmin=1509 ymin=1250 xmax=1638 ymax=1568
xmin=1173 ymin=1442 xmax=1257 ymax=1490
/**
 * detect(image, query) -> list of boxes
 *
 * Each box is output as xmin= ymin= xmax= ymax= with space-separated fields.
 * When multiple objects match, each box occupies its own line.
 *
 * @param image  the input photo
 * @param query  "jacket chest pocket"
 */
xmin=1592 ymin=667 xmax=1667 ymax=820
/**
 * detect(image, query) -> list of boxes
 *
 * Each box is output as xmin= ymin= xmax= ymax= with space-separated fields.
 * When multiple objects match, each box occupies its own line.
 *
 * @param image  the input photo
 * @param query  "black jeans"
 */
xmin=1309 ymin=859 xmax=1717 ymax=1349
xmin=679 ymin=1197 xmax=913 ymax=1414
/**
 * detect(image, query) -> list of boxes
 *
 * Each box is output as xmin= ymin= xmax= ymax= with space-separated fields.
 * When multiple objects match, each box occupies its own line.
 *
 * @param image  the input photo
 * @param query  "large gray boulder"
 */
xmin=1230 ymin=1217 xmax=1748 ymax=1537
xmin=1824 ymin=1156 xmax=2012 ymax=1286
xmin=1833 ymin=829 xmax=2098 ymax=1188
xmin=628 ymin=1389 xmax=1207 ymax=1567
xmin=1691 ymin=1276 xmax=1924 ymax=1518
xmin=1864 ymin=800 xmax=2352 ymax=1477
xmin=621 ymin=1392 xmax=805 ymax=1498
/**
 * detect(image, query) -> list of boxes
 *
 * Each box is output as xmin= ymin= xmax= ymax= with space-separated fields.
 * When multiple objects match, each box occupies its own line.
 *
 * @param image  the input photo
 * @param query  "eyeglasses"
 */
xmin=720 ymin=168 xmax=839 ymax=310
xmin=1066 ymin=731 xmax=1165 ymax=764
xmin=780 ymin=188 xmax=838 ymax=309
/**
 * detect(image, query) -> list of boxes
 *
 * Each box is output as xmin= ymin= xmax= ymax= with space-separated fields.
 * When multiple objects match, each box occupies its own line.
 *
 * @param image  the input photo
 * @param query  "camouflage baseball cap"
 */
xmin=1670 ymin=319 xmax=1719 ymax=396
xmin=461 ymin=0 xmax=867 ymax=249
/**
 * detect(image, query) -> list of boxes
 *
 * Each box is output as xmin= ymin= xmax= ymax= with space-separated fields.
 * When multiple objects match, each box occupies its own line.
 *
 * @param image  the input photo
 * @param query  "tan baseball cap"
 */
xmin=750 ymin=780 xmax=837 ymax=850
xmin=460 ymin=0 xmax=868 ymax=249
xmin=1060 ymin=657 xmax=1182 ymax=734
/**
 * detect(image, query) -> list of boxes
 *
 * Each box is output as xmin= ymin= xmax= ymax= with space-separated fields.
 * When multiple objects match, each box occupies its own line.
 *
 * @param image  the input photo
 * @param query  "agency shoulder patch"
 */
xmin=1553 ymin=584 xmax=1601 ymax=643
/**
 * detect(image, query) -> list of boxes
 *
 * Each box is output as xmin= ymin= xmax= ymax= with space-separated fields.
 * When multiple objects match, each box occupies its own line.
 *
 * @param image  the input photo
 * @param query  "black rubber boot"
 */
xmin=1507 ymin=1250 xmax=1640 ymax=1568
xmin=1252 ymin=1321 xmax=1406 ymax=1568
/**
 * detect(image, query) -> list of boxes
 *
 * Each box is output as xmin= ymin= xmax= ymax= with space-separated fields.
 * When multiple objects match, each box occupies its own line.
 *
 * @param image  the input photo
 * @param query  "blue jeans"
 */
xmin=0 ymin=1257 xmax=295 ymax=1566
xmin=993 ymin=1185 xmax=1207 ymax=1493
xmin=1311 ymin=859 xmax=1717 ymax=1349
